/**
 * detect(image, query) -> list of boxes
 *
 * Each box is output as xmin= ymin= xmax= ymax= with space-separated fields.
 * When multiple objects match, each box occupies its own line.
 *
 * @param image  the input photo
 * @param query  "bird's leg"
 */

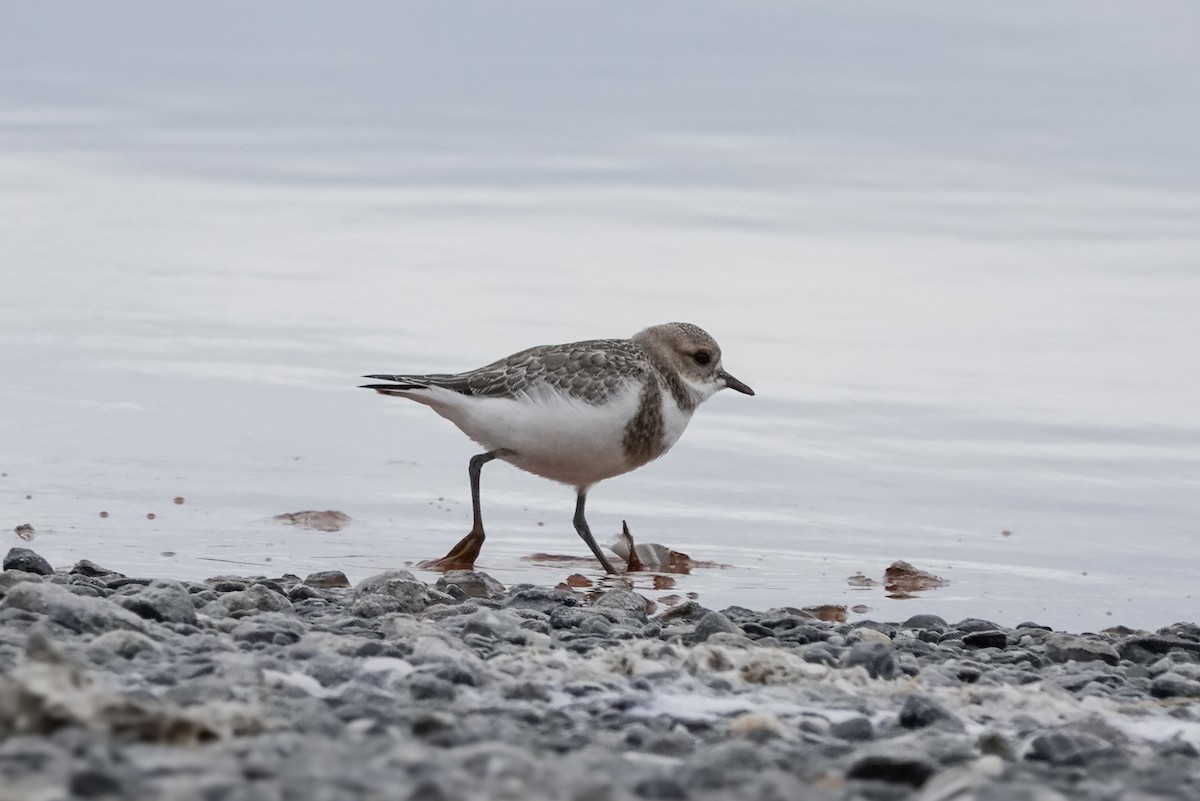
xmin=573 ymin=489 xmax=618 ymax=574
xmin=420 ymin=449 xmax=507 ymax=571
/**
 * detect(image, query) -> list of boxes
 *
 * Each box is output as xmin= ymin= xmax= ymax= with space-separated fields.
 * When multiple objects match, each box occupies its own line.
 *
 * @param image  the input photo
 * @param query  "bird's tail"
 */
xmin=360 ymin=373 xmax=468 ymax=396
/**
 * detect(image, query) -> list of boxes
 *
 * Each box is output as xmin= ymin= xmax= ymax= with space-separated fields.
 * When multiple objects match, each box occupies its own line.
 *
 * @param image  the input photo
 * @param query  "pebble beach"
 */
xmin=1 ymin=546 xmax=1197 ymax=801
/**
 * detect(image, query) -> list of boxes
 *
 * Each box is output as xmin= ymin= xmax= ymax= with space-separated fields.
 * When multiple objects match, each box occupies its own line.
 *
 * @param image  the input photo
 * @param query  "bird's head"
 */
xmin=632 ymin=322 xmax=755 ymax=402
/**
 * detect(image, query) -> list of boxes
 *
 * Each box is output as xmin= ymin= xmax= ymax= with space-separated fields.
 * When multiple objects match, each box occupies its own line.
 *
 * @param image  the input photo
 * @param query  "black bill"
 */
xmin=719 ymin=370 xmax=755 ymax=396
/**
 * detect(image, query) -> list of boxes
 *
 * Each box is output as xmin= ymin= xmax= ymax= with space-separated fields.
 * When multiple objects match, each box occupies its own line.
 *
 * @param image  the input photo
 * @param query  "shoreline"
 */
xmin=2 ymin=546 xmax=1198 ymax=800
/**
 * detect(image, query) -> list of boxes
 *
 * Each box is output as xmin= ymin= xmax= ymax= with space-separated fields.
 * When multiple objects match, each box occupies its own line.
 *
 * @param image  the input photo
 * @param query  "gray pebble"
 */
xmin=114 ymin=580 xmax=198 ymax=625
xmin=1 ymin=581 xmax=147 ymax=634
xmin=0 ymin=555 xmax=1192 ymax=800
xmin=354 ymin=572 xmax=430 ymax=614
xmin=70 ymin=559 xmax=122 ymax=578
xmin=435 ymin=570 xmax=506 ymax=600
xmin=832 ymin=715 xmax=875 ymax=741
xmin=503 ymin=586 xmax=580 ymax=613
xmin=842 ymin=641 xmax=899 ymax=679
xmin=593 ymin=589 xmax=650 ymax=622
xmin=90 ymin=629 xmax=162 ymax=659
xmin=898 ymin=694 xmax=965 ymax=732
xmin=1151 ymin=672 xmax=1200 ymax=698
xmin=690 ymin=611 xmax=740 ymax=642
xmin=0 ymin=569 xmax=45 ymax=596
xmin=210 ymin=584 xmax=293 ymax=617
xmin=1044 ymin=633 xmax=1119 ymax=666
xmin=1024 ymin=729 xmax=1115 ymax=766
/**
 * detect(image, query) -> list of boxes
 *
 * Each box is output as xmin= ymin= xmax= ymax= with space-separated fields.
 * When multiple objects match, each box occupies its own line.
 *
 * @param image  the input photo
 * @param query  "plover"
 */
xmin=361 ymin=322 xmax=754 ymax=574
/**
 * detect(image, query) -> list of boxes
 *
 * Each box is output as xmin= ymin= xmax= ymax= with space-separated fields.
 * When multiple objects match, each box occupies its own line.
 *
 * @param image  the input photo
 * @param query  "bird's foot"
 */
xmin=418 ymin=529 xmax=484 ymax=571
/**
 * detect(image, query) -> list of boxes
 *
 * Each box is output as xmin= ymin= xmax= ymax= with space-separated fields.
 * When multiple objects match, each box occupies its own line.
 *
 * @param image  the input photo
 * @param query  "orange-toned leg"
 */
xmin=419 ymin=449 xmax=507 ymax=572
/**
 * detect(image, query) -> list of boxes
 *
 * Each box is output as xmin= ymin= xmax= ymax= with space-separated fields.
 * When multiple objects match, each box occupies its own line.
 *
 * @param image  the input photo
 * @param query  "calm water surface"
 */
xmin=2 ymin=3 xmax=1199 ymax=630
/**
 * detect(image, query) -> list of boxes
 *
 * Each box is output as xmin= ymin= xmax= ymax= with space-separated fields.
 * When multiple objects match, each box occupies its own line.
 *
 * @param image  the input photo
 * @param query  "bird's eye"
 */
xmin=692 ymin=350 xmax=712 ymax=366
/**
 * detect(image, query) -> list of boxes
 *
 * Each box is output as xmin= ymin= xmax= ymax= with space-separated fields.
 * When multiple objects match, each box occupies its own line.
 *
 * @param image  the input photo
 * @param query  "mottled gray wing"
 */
xmin=462 ymin=338 xmax=648 ymax=404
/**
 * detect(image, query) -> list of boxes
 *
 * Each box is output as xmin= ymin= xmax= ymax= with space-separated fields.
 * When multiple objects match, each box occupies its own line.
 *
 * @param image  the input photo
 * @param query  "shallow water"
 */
xmin=3 ymin=3 xmax=1199 ymax=630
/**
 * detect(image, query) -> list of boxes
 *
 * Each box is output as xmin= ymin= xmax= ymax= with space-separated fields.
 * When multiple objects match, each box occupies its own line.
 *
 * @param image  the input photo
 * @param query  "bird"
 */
xmin=361 ymin=322 xmax=754 ymax=574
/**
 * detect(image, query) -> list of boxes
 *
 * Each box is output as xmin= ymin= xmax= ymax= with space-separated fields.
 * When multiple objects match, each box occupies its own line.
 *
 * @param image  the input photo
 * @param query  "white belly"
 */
xmin=414 ymin=382 xmax=650 ymax=488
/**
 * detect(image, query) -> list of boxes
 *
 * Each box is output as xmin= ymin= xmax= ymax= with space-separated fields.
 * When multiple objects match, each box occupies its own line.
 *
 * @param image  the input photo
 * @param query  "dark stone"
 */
xmin=848 ymin=620 xmax=898 ymax=638
xmin=842 ymin=641 xmax=899 ymax=679
xmin=410 ymin=712 xmax=455 ymax=739
xmin=740 ymin=622 xmax=775 ymax=638
xmin=685 ymin=741 xmax=765 ymax=788
xmin=1120 ymin=635 xmax=1200 ymax=663
xmin=898 ymin=694 xmax=964 ymax=732
xmin=644 ymin=730 xmax=695 ymax=757
xmin=778 ymin=624 xmax=826 ymax=644
xmin=633 ymin=776 xmax=689 ymax=799
xmin=287 ymin=584 xmax=322 ymax=602
xmin=963 ymin=630 xmax=1008 ymax=649
xmin=1025 ymin=730 xmax=1114 ymax=766
xmin=1044 ymin=633 xmax=1119 ymax=666
xmin=831 ymin=716 xmax=874 ymax=741
xmin=407 ymin=674 xmax=456 ymax=701
xmin=408 ymin=782 xmax=450 ymax=801
xmin=801 ymin=642 xmax=841 ymax=667
xmin=1156 ymin=735 xmax=1200 ymax=759
xmin=70 ymin=769 xmax=123 ymax=798
xmin=103 ymin=577 xmax=152 ymax=590
xmin=956 ymin=665 xmax=982 ymax=683
xmin=954 ymin=618 xmax=1004 ymax=633
xmin=502 ymin=681 xmax=551 ymax=702
xmin=896 ymin=653 xmax=921 ymax=677
xmin=188 ymin=590 xmax=218 ymax=607
xmin=656 ymin=601 xmax=709 ymax=624
xmin=902 ymin=614 xmax=949 ymax=632
xmin=848 ymin=750 xmax=934 ymax=786
xmin=354 ymin=641 xmax=410 ymax=659
xmin=304 ymin=570 xmax=350 ymax=589
xmin=502 ymin=586 xmax=580 ymax=614
xmin=231 ymin=618 xmax=304 ymax=645
xmin=1151 ymin=673 xmax=1200 ymax=699
xmin=978 ymin=731 xmax=1018 ymax=761
xmin=433 ymin=662 xmax=478 ymax=687
xmin=3 ymin=547 xmax=53 ymax=576
xmin=70 ymin=559 xmax=122 ymax=578
xmin=1158 ymin=622 xmax=1200 ymax=640
xmin=548 ymin=606 xmax=613 ymax=634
